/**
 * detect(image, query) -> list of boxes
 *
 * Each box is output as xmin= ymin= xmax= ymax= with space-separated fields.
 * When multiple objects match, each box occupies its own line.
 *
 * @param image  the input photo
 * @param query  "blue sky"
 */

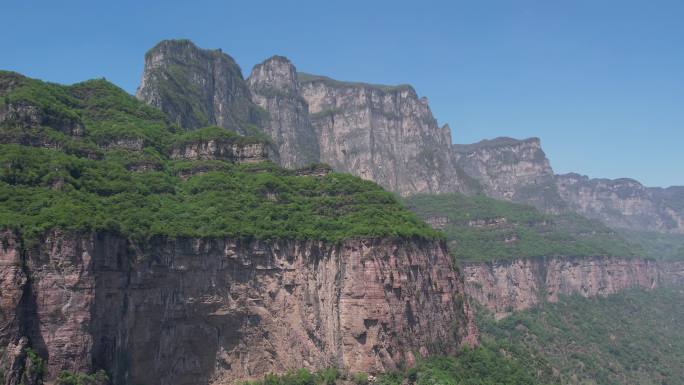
xmin=3 ymin=0 xmax=683 ymax=187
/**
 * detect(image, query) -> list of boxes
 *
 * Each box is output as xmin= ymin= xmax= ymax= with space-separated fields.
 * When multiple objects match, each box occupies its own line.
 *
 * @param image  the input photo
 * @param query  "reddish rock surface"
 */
xmin=463 ymin=256 xmax=682 ymax=319
xmin=0 ymin=231 xmax=477 ymax=385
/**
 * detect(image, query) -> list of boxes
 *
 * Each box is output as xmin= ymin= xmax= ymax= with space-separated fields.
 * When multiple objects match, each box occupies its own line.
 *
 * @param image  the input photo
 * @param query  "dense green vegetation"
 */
xmin=298 ymin=73 xmax=415 ymax=93
xmin=618 ymin=229 xmax=684 ymax=260
xmin=242 ymin=347 xmax=539 ymax=385
xmin=478 ymin=288 xmax=684 ymax=385
xmin=55 ymin=370 xmax=108 ymax=385
xmin=242 ymin=368 xmax=340 ymax=385
xmin=0 ymin=71 xmax=437 ymax=243
xmin=405 ymin=193 xmax=640 ymax=261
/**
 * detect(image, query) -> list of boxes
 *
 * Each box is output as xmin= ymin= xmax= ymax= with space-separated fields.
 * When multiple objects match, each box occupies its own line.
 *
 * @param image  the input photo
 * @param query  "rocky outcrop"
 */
xmin=556 ymin=173 xmax=684 ymax=234
xmin=0 ymin=230 xmax=477 ymax=385
xmin=169 ymin=140 xmax=269 ymax=163
xmin=450 ymin=136 xmax=684 ymax=233
xmin=462 ymin=256 xmax=683 ymax=319
xmin=298 ymin=74 xmax=477 ymax=196
xmin=136 ymin=40 xmax=263 ymax=133
xmin=247 ymin=56 xmax=320 ymax=168
xmin=453 ymin=137 xmax=564 ymax=212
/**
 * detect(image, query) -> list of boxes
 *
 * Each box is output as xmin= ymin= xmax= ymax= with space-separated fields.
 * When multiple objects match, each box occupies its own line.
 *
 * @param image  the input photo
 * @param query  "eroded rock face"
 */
xmin=298 ymin=75 xmax=476 ymax=196
xmin=556 ymin=173 xmax=684 ymax=234
xmin=453 ymin=137 xmax=564 ymax=212
xmin=136 ymin=40 xmax=262 ymax=133
xmin=247 ymin=57 xmax=319 ymax=168
xmin=0 ymin=98 xmax=85 ymax=139
xmin=169 ymin=140 xmax=269 ymax=163
xmin=0 ymin=230 xmax=477 ymax=385
xmin=461 ymin=256 xmax=683 ymax=319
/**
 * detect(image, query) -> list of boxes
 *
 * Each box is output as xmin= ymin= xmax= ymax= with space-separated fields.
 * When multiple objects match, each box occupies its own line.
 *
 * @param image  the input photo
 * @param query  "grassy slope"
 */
xmin=0 ymin=71 xmax=437 ymax=243
xmin=478 ymin=288 xmax=684 ymax=385
xmin=404 ymin=193 xmax=639 ymax=262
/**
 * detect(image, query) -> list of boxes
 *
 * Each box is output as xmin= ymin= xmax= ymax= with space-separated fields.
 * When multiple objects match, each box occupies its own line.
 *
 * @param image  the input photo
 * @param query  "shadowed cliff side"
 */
xmin=0 ymin=231 xmax=478 ymax=385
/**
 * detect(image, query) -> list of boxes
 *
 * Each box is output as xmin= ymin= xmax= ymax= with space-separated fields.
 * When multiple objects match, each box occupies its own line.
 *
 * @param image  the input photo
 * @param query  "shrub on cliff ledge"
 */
xmin=55 ymin=370 xmax=108 ymax=385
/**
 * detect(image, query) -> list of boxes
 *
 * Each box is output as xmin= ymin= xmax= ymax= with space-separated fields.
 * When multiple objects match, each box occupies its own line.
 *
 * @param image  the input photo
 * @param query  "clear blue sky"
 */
xmin=3 ymin=0 xmax=683 ymax=187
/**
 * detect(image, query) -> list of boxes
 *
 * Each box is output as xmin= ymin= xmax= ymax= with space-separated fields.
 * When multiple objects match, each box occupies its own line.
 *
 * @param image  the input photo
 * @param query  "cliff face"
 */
xmin=0 ymin=230 xmax=477 ymax=385
xmin=298 ymin=75 xmax=476 ymax=196
xmin=169 ymin=140 xmax=270 ymax=163
xmin=556 ymin=173 xmax=684 ymax=234
xmin=136 ymin=40 xmax=263 ymax=133
xmin=451 ymin=135 xmax=684 ymax=233
xmin=453 ymin=137 xmax=564 ymax=212
xmin=462 ymin=256 xmax=682 ymax=319
xmin=246 ymin=56 xmax=320 ymax=168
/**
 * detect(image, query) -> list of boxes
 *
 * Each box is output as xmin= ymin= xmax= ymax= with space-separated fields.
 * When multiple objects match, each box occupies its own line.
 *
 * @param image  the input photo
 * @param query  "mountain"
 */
xmin=0 ymin=70 xmax=477 ymax=385
xmin=136 ymin=40 xmax=265 ymax=134
xmin=295 ymin=72 xmax=476 ymax=196
xmin=452 ymin=137 xmax=565 ymax=213
xmin=138 ymin=40 xmax=479 ymax=196
xmin=136 ymin=40 xmax=684 ymax=237
xmin=557 ymin=173 xmax=684 ymax=234
xmin=246 ymin=56 xmax=320 ymax=168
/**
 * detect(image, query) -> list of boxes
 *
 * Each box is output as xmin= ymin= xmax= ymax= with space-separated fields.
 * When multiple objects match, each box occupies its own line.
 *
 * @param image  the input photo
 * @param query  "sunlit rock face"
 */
xmin=247 ymin=56 xmax=320 ymax=168
xmin=556 ymin=173 xmax=684 ymax=234
xmin=461 ymin=255 xmax=684 ymax=319
xmin=297 ymin=74 xmax=478 ymax=196
xmin=453 ymin=137 xmax=565 ymax=212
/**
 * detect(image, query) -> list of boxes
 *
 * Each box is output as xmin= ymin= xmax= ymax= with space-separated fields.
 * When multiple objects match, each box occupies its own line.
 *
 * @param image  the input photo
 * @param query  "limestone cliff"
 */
xmin=298 ymin=74 xmax=477 ymax=196
xmin=169 ymin=139 xmax=270 ymax=163
xmin=136 ymin=40 xmax=263 ymax=133
xmin=452 ymin=136 xmax=684 ymax=233
xmin=247 ymin=56 xmax=320 ymax=168
xmin=462 ymin=256 xmax=682 ymax=319
xmin=556 ymin=173 xmax=684 ymax=234
xmin=453 ymin=137 xmax=564 ymax=212
xmin=0 ymin=230 xmax=477 ymax=385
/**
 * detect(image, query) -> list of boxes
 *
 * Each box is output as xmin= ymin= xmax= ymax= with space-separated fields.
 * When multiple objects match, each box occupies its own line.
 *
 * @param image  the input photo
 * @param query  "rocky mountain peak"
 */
xmin=136 ymin=39 xmax=262 ymax=133
xmin=248 ymin=55 xmax=299 ymax=92
xmin=246 ymin=56 xmax=320 ymax=168
xmin=453 ymin=136 xmax=564 ymax=211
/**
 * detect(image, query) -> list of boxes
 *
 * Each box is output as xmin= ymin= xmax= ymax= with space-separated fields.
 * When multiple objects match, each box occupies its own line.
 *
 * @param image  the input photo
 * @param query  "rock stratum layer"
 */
xmin=138 ymin=40 xmax=478 ymax=196
xmin=462 ymin=256 xmax=684 ymax=318
xmin=0 ymin=230 xmax=477 ymax=385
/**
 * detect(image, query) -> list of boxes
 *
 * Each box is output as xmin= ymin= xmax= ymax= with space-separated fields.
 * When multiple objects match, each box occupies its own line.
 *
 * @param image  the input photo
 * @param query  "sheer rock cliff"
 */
xmin=453 ymin=137 xmax=564 ymax=212
xmin=556 ymin=173 xmax=684 ymax=234
xmin=246 ymin=56 xmax=320 ymax=168
xmin=462 ymin=256 xmax=682 ymax=319
xmin=0 ymin=230 xmax=477 ymax=385
xmin=297 ymin=74 xmax=476 ymax=196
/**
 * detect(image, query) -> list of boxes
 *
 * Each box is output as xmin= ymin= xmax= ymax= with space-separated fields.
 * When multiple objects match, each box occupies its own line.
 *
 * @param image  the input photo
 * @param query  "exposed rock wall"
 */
xmin=453 ymin=137 xmax=564 ymax=212
xmin=169 ymin=140 xmax=269 ymax=163
xmin=136 ymin=40 xmax=263 ymax=133
xmin=556 ymin=173 xmax=684 ymax=234
xmin=462 ymin=256 xmax=682 ymax=319
xmin=247 ymin=56 xmax=320 ymax=168
xmin=298 ymin=75 xmax=476 ymax=196
xmin=0 ymin=230 xmax=477 ymax=385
